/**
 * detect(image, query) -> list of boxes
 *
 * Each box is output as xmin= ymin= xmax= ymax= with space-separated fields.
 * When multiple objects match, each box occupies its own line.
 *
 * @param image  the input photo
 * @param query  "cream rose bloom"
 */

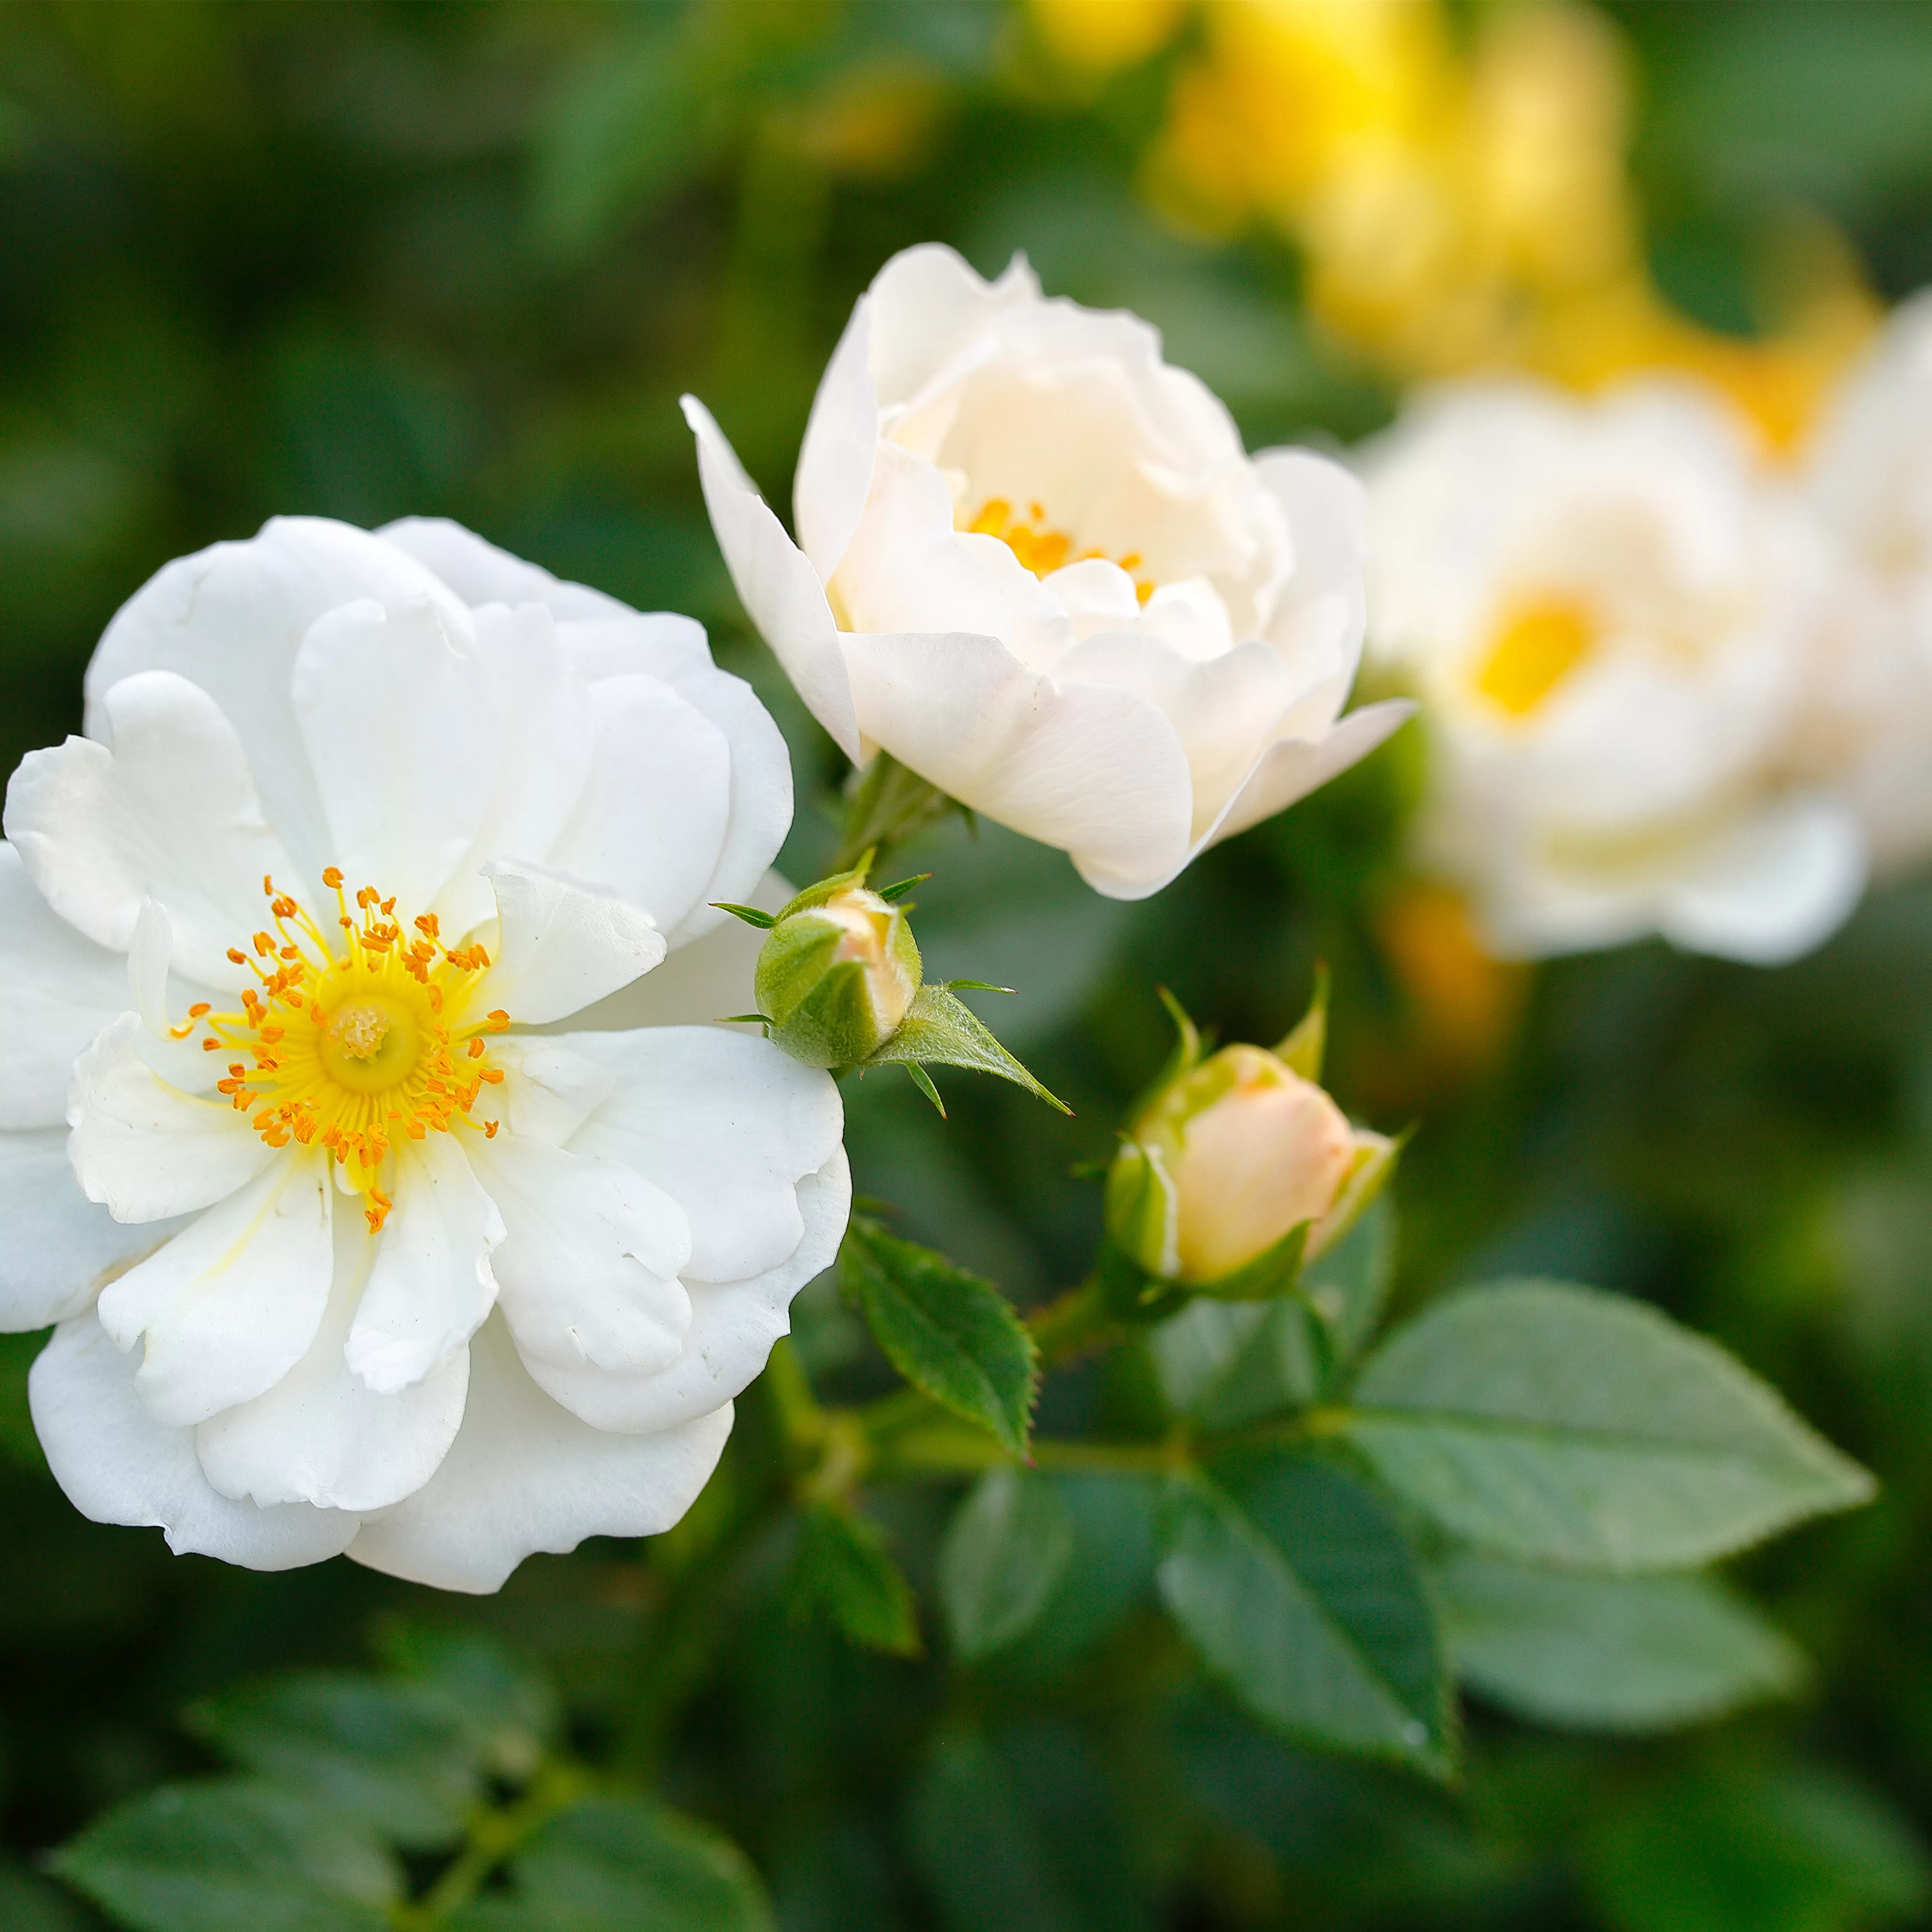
xmin=1363 ymin=379 xmax=1866 ymax=963
xmin=1802 ymin=291 xmax=1932 ymax=877
xmin=0 ymin=516 xmax=848 ymax=1592
xmin=684 ymin=243 xmax=1410 ymax=899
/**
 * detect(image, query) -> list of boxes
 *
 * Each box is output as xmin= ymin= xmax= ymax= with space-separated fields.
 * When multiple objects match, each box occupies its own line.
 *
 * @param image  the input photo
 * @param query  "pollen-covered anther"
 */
xmin=177 ymin=871 xmax=514 ymax=1223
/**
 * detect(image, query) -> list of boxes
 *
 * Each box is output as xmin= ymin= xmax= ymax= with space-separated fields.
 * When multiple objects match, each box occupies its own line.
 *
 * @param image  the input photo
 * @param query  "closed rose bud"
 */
xmin=1107 ymin=1038 xmax=1389 ymax=1290
xmin=756 ymin=884 xmax=922 ymax=1068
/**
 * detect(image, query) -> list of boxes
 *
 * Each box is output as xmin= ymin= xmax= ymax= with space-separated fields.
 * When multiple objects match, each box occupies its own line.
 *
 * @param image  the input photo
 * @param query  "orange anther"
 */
xmin=479 ymin=1067 xmax=504 ymax=1085
xmin=487 ymin=1009 xmax=509 ymax=1030
xmin=467 ymin=1038 xmax=485 ymax=1058
xmin=188 ymin=1003 xmax=211 ymax=1019
xmin=228 ymin=948 xmax=248 ymax=965
xmin=483 ymin=1119 xmax=499 ymax=1138
xmin=322 ymin=867 xmax=344 ymax=889
xmin=203 ymin=1037 xmax=221 ymax=1050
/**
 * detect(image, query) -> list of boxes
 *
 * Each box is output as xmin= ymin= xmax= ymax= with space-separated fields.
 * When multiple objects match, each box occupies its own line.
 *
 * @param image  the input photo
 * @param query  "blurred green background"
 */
xmin=10 ymin=3 xmax=1932 ymax=1928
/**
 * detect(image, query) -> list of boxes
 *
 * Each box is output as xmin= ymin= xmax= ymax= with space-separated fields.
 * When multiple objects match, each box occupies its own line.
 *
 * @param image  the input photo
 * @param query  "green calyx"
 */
xmin=718 ymin=853 xmax=1068 ymax=1116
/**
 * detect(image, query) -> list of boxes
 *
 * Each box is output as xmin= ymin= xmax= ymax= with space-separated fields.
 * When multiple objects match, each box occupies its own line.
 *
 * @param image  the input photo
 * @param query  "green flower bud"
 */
xmin=755 ymin=884 xmax=923 ymax=1069
xmin=1106 ymin=996 xmax=1392 ymax=1292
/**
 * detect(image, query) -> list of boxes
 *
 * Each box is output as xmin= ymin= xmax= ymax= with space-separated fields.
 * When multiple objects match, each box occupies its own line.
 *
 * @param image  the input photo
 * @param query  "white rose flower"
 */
xmin=0 ymin=516 xmax=849 ymax=1593
xmin=1803 ymin=291 xmax=1932 ymax=876
xmin=1363 ymin=378 xmax=1866 ymax=964
xmin=682 ymin=243 xmax=1410 ymax=899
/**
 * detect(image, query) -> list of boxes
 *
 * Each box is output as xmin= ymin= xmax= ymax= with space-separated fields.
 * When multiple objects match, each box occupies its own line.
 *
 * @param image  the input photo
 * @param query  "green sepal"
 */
xmin=905 ymin=1063 xmax=946 ymax=1116
xmin=710 ymin=902 xmax=777 ymax=929
xmin=1128 ymin=986 xmax=1203 ymax=1122
xmin=771 ymin=849 xmax=877 ymax=922
xmin=1275 ymin=964 xmax=1330 ymax=1081
xmin=715 ymin=1013 xmax=769 ymax=1027
xmin=877 ymin=873 xmax=931 ymax=902
xmin=1103 ymin=1137 xmax=1179 ymax=1278
xmin=1095 ymin=1240 xmax=1193 ymax=1325
xmin=865 ymin=984 xmax=1070 ymax=1115
xmin=1306 ymin=1125 xmax=1407 ymax=1264
xmin=1191 ymin=1218 xmax=1313 ymax=1304
xmin=759 ymin=950 xmax=883 ymax=1069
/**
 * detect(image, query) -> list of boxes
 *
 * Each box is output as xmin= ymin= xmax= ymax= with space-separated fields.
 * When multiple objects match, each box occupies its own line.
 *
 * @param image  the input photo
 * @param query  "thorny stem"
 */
xmin=830 ymin=752 xmax=957 ymax=875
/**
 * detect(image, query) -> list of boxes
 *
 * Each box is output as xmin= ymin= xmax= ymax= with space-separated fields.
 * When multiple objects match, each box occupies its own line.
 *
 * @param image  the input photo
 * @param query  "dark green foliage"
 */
xmin=788 ymin=1504 xmax=922 ymax=1657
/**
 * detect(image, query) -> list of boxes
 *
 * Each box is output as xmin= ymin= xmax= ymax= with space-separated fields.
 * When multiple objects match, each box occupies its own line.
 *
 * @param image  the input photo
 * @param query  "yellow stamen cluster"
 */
xmin=173 ymin=871 xmax=511 ymax=1232
xmin=1475 ymin=595 xmax=1597 ymax=718
xmin=964 ymin=497 xmax=1156 ymax=606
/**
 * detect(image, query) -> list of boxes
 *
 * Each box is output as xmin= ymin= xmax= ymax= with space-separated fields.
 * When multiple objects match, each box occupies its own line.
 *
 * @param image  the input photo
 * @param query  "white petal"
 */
xmin=544 ymin=674 xmax=730 ymax=937
xmin=795 ymin=290 xmax=879 ymax=582
xmin=345 ymin=1134 xmax=504 ymax=1395
xmin=544 ymin=870 xmax=781 ymax=1034
xmin=1659 ymin=794 xmax=1868 ymax=966
xmin=479 ymin=860 xmax=666 ymax=1026
xmin=521 ymin=1146 xmax=848 ymax=1435
xmin=97 ymin=1154 xmax=334 ymax=1427
xmin=345 ymin=1313 xmax=732 ymax=1594
xmin=866 ymin=243 xmax=1041 ymax=408
xmin=126 ymin=898 xmax=174 ymax=1039
xmin=1206 ymin=698 xmax=1418 ymax=850
xmin=69 ymin=1013 xmax=274 ymax=1222
xmin=489 ymin=1038 xmax=616 ymax=1145
xmin=470 ymin=1133 xmax=692 ymax=1378
xmin=1254 ymin=448 xmax=1370 ymax=693
xmin=85 ymin=516 xmax=469 ymax=882
xmin=195 ymin=1218 xmax=469 ymax=1513
xmin=436 ymin=602 xmax=597 ymax=939
xmin=561 ymin=1025 xmax=843 ymax=1283
xmin=373 ymin=517 xmax=631 ymax=621
xmin=838 ymin=628 xmax=1195 ymax=896
xmin=5 ymin=672 xmax=294 ymax=986
xmin=292 ymin=597 xmax=500 ymax=916
xmin=683 ymin=394 xmax=863 ymax=762
xmin=0 ymin=1127 xmax=185 ymax=1330
xmin=0 ymin=843 xmax=130 ymax=1130
xmin=29 ymin=1315 xmax=358 ymax=1569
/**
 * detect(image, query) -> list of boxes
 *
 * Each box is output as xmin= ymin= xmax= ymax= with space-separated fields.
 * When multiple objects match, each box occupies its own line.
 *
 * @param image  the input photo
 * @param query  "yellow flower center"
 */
xmin=962 ymin=497 xmax=1156 ymax=606
xmin=1474 ymin=595 xmax=1596 ymax=717
xmin=172 ymin=870 xmax=511 ymax=1232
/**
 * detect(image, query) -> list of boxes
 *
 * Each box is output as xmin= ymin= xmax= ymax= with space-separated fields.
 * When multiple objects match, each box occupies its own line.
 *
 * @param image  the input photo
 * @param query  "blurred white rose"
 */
xmin=1802 ymin=291 xmax=1932 ymax=877
xmin=0 ymin=516 xmax=847 ymax=1593
xmin=1363 ymin=379 xmax=1865 ymax=964
xmin=684 ymin=243 xmax=1410 ymax=899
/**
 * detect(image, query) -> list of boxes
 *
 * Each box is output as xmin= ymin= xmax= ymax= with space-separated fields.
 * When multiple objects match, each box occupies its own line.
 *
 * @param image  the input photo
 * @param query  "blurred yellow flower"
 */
xmin=1095 ymin=0 xmax=1878 ymax=452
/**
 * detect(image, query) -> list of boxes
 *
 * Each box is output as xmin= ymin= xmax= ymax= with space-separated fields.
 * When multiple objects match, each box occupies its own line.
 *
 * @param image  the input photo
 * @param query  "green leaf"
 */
xmin=1298 ymin=1193 xmax=1395 ymax=1365
xmin=993 ymin=1475 xmax=1161 ymax=1677
xmin=1347 ymin=1280 xmax=1874 ymax=1571
xmin=450 ymin=1794 xmax=774 ymax=1932
xmin=1156 ymin=1461 xmax=1453 ymax=1776
xmin=1583 ymin=1761 xmax=1930 ymax=1932
xmin=1435 ymin=1551 xmax=1806 ymax=1732
xmin=0 ymin=1860 xmax=91 ymax=1932
xmin=50 ymin=1778 xmax=398 ymax=1932
xmin=867 ymin=984 xmax=1070 ymax=1114
xmin=789 ymin=1504 xmax=922 ymax=1657
xmin=1151 ymin=1298 xmax=1322 ymax=1428
xmin=840 ymin=1219 xmax=1038 ymax=1455
xmin=187 ymin=1673 xmax=479 ymax=1846
xmin=377 ymin=1624 xmax=560 ymax=1780
xmin=940 ymin=1467 xmax=1077 ymax=1661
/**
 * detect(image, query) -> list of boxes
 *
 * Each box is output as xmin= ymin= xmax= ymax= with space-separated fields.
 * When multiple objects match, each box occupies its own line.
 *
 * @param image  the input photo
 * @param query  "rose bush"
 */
xmin=0 ymin=516 xmax=848 ymax=1592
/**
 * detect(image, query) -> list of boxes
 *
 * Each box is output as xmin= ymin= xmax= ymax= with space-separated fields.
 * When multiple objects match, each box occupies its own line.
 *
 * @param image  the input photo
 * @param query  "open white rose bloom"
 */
xmin=1802 ymin=292 xmax=1932 ymax=878
xmin=684 ymin=243 xmax=1411 ymax=899
xmin=1364 ymin=379 xmax=1867 ymax=964
xmin=0 ymin=516 xmax=848 ymax=1592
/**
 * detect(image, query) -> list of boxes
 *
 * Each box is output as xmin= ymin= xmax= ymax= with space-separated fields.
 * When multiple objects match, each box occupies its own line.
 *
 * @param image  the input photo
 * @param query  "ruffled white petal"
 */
xmin=479 ymin=861 xmax=665 ymax=1026
xmin=97 ymin=1152 xmax=335 ymax=1427
xmin=6 ymin=672 xmax=294 ymax=987
xmin=69 ymin=1014 xmax=273 ymax=1222
xmin=0 ymin=843 xmax=131 ymax=1130
xmin=471 ymin=1133 xmax=692 ymax=1378
xmin=373 ymin=517 xmax=630 ymax=622
xmin=488 ymin=1038 xmax=616 ymax=1146
xmin=518 ymin=1147 xmax=849 ymax=1435
xmin=194 ymin=1218 xmax=469 ymax=1513
xmin=1210 ymin=698 xmax=1418 ymax=848
xmin=545 ymin=675 xmax=730 ymax=938
xmin=684 ymin=395 xmax=863 ymax=761
xmin=30 ymin=1315 xmax=359 ymax=1569
xmin=839 ymin=628 xmax=1195 ymax=897
xmin=344 ymin=1314 xmax=732 ymax=1593
xmin=561 ymin=1025 xmax=843 ymax=1284
xmin=0 ymin=1128 xmax=184 ymax=1331
xmin=84 ymin=516 xmax=469 ymax=882
xmin=344 ymin=1135 xmax=504 ymax=1395
xmin=795 ymin=290 xmax=880 ymax=582
xmin=292 ymin=597 xmax=500 ymax=916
